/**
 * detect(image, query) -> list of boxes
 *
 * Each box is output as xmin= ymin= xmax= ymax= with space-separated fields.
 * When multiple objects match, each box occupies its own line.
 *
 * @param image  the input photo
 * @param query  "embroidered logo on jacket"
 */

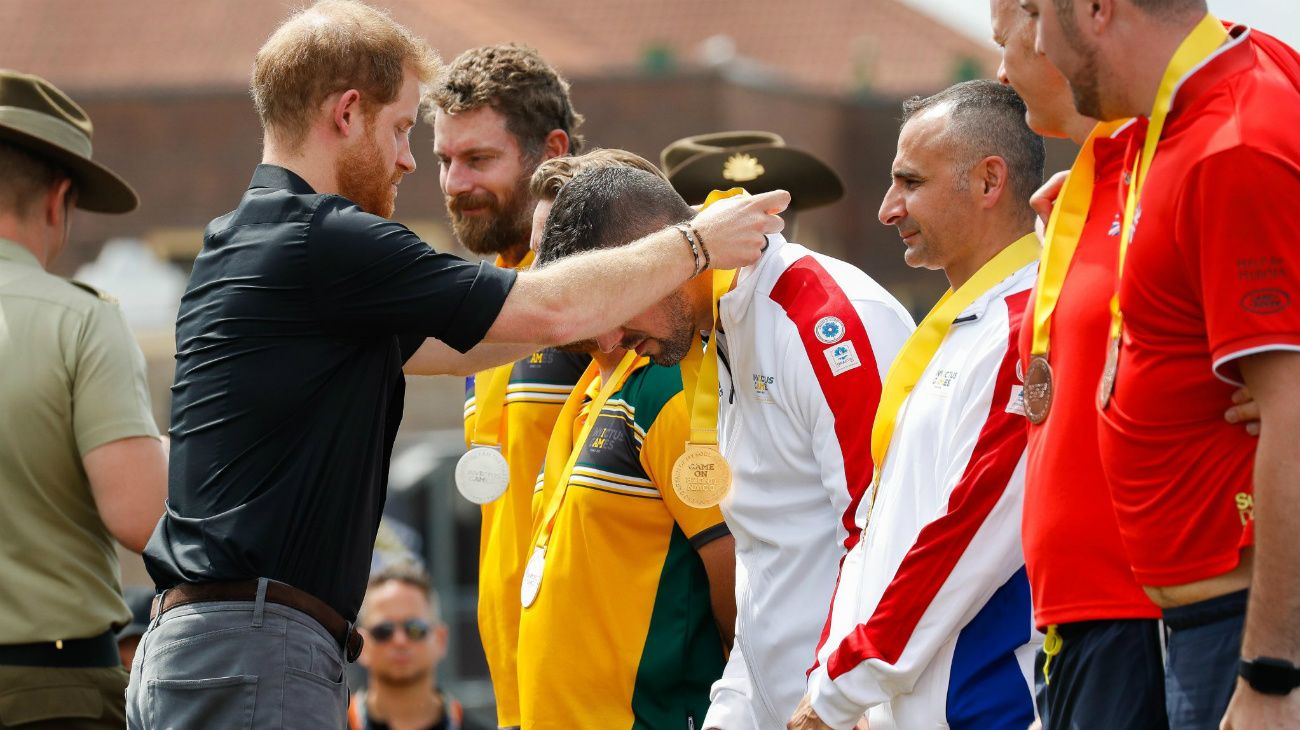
xmin=814 ymin=316 xmax=846 ymax=345
xmin=823 ymin=342 xmax=862 ymax=376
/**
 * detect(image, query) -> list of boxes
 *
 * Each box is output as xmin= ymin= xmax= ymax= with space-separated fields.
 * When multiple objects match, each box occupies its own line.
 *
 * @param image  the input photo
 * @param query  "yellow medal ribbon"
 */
xmin=869 ymin=233 xmax=1041 ymax=490
xmin=468 ymin=249 xmax=537 ymax=449
xmin=533 ymin=349 xmax=641 ymax=552
xmin=1030 ymin=119 xmax=1132 ymax=355
xmin=1107 ymin=15 xmax=1228 ymax=343
xmin=468 ymin=364 xmax=512 ymax=449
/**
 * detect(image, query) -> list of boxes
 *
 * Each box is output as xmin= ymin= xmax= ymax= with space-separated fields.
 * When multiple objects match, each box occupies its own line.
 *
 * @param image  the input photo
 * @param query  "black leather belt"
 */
xmin=0 ymin=629 xmax=120 ymax=668
xmin=153 ymin=579 xmax=364 ymax=662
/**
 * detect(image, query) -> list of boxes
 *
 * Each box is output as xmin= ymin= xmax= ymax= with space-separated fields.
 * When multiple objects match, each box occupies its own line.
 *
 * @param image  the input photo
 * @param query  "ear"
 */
xmin=976 ymin=155 xmax=1011 ymax=208
xmin=1089 ymin=0 xmax=1114 ymax=33
xmin=43 ymin=177 xmax=74 ymax=227
xmin=541 ymin=129 xmax=570 ymax=161
xmin=329 ymin=89 xmax=365 ymax=139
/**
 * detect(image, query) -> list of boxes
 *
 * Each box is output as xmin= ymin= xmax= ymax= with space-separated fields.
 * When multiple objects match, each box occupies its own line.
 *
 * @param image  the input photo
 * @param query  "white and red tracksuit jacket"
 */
xmin=703 ymin=234 xmax=914 ymax=730
xmin=806 ymin=262 xmax=1042 ymax=730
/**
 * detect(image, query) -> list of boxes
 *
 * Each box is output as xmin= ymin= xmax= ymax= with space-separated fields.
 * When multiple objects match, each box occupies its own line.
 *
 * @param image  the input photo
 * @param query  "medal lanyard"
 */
xmin=680 ymin=269 xmax=739 ymax=448
xmin=469 ymin=365 xmax=513 ymax=448
xmin=468 ymin=250 xmax=537 ymax=449
xmin=870 ymin=234 xmax=1041 ymax=488
xmin=1029 ymin=119 xmax=1133 ymax=356
xmin=533 ymin=350 xmax=640 ymax=551
xmin=1107 ymin=14 xmax=1228 ymax=342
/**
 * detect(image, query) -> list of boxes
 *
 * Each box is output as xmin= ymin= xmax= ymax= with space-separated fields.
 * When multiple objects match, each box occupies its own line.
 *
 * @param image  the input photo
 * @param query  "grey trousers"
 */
xmin=126 ymin=580 xmax=348 ymax=730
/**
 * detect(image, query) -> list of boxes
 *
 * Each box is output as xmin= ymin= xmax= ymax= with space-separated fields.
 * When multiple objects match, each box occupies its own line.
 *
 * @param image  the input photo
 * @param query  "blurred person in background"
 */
xmin=426 ymin=45 xmax=587 ymax=730
xmin=350 ymin=563 xmax=489 ymax=730
xmin=0 ymin=68 xmax=167 ymax=729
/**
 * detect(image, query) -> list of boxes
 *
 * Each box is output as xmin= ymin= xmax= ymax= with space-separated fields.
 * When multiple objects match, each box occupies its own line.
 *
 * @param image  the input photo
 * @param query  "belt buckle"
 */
xmin=344 ymin=624 xmax=364 ymax=663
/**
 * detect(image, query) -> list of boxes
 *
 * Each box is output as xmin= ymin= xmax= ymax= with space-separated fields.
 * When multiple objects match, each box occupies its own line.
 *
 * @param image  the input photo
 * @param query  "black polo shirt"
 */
xmin=144 ymin=165 xmax=515 ymax=620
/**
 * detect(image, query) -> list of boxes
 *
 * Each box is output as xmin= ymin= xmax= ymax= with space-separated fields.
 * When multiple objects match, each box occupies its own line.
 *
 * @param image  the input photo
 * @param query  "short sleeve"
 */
xmin=72 ymin=300 xmax=160 ymax=454
xmin=308 ymin=201 xmax=517 ymax=353
xmin=1183 ymin=147 xmax=1300 ymax=384
xmin=639 ymin=390 xmax=728 ymax=546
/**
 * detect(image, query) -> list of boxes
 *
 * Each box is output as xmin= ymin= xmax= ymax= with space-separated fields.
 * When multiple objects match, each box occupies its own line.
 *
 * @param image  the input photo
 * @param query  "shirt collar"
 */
xmin=952 ymin=256 xmax=1038 ymax=324
xmin=1168 ymin=23 xmax=1254 ymax=122
xmin=248 ymin=164 xmax=318 ymax=195
xmin=720 ymin=232 xmax=788 ymax=322
xmin=0 ymin=238 xmax=42 ymax=269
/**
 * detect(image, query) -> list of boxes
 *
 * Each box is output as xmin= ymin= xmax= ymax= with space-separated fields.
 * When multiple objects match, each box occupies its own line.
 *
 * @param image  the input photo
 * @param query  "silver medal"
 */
xmin=520 ymin=545 xmax=546 ymax=607
xmin=454 ymin=446 xmax=510 ymax=504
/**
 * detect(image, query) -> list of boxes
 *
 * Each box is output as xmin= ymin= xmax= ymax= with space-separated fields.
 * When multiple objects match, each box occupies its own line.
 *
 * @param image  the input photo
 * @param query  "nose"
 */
xmin=397 ymin=137 xmax=416 ymax=175
xmin=441 ymin=159 xmax=474 ymax=198
xmin=879 ymin=185 xmax=905 ymax=227
xmin=595 ymin=330 xmax=624 ymax=354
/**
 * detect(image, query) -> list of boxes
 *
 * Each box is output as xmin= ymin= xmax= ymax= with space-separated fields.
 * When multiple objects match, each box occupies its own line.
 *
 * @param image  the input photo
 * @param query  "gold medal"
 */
xmin=1023 ymin=355 xmax=1055 ymax=425
xmin=1097 ymin=335 xmax=1120 ymax=410
xmin=672 ymin=443 xmax=733 ymax=508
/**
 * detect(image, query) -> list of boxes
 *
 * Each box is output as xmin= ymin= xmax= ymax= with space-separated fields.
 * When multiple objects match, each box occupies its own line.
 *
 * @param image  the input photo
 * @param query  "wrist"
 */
xmin=674 ymin=223 xmax=708 ymax=275
xmin=1240 ymin=656 xmax=1300 ymax=695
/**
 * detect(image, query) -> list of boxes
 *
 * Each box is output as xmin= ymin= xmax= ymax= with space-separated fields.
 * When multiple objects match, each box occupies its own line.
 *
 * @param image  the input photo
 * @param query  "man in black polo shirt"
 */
xmin=126 ymin=2 xmax=785 ymax=729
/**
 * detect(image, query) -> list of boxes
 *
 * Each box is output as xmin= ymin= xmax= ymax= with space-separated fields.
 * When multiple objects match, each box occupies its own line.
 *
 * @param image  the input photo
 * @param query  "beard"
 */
xmin=337 ymin=124 xmax=399 ymax=219
xmin=445 ymin=170 xmax=534 ymax=257
xmin=625 ymin=290 xmax=697 ymax=367
xmin=1068 ymin=47 xmax=1105 ymax=120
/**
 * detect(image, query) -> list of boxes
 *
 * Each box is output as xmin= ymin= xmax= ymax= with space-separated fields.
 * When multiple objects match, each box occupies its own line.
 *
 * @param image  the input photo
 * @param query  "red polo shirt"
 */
xmin=1020 ymin=120 xmax=1160 ymax=628
xmin=1098 ymin=26 xmax=1300 ymax=587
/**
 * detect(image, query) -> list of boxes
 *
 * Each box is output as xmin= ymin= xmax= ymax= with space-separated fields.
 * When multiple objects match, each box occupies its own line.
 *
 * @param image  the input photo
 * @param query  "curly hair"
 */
xmin=252 ymin=0 xmax=440 ymax=150
xmin=428 ymin=44 xmax=584 ymax=157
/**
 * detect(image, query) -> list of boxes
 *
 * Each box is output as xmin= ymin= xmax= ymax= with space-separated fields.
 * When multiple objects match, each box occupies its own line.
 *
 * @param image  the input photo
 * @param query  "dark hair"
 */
xmin=364 ymin=562 xmax=441 ymax=624
xmin=902 ymin=79 xmax=1045 ymax=214
xmin=536 ymin=167 xmax=693 ymax=267
xmin=429 ymin=44 xmax=584 ymax=157
xmin=0 ymin=141 xmax=66 ymax=217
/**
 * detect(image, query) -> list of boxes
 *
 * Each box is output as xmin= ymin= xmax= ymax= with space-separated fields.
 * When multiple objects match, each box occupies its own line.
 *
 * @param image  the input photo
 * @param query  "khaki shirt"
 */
xmin=0 ymin=238 xmax=159 ymax=644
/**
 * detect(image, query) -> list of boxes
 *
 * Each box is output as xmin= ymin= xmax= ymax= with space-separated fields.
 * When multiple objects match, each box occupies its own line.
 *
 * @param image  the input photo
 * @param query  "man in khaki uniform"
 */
xmin=0 ymin=69 xmax=167 ymax=729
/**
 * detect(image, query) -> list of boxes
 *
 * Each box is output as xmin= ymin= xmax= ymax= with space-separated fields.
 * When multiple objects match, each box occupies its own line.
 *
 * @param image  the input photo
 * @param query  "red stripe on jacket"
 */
xmin=768 ymin=256 xmax=885 ymax=668
xmin=825 ymin=290 xmax=1029 ymax=679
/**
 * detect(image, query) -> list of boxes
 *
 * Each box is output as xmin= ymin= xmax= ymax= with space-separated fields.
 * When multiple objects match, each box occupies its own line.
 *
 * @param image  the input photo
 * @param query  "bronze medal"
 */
xmin=672 ymin=444 xmax=733 ymax=509
xmin=1097 ymin=336 xmax=1120 ymax=410
xmin=1023 ymin=355 xmax=1055 ymax=425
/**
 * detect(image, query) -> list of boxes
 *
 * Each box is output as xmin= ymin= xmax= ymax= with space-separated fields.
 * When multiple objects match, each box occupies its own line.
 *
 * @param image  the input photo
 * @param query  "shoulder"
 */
xmin=623 ymin=364 xmax=685 ymax=432
xmin=766 ymin=248 xmax=910 ymax=328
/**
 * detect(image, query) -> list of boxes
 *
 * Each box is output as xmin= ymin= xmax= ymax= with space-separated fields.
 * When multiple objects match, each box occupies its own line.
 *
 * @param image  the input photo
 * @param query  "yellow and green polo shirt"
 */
xmin=463 ymin=255 xmax=589 ymax=728
xmin=518 ymin=359 xmax=730 ymax=730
